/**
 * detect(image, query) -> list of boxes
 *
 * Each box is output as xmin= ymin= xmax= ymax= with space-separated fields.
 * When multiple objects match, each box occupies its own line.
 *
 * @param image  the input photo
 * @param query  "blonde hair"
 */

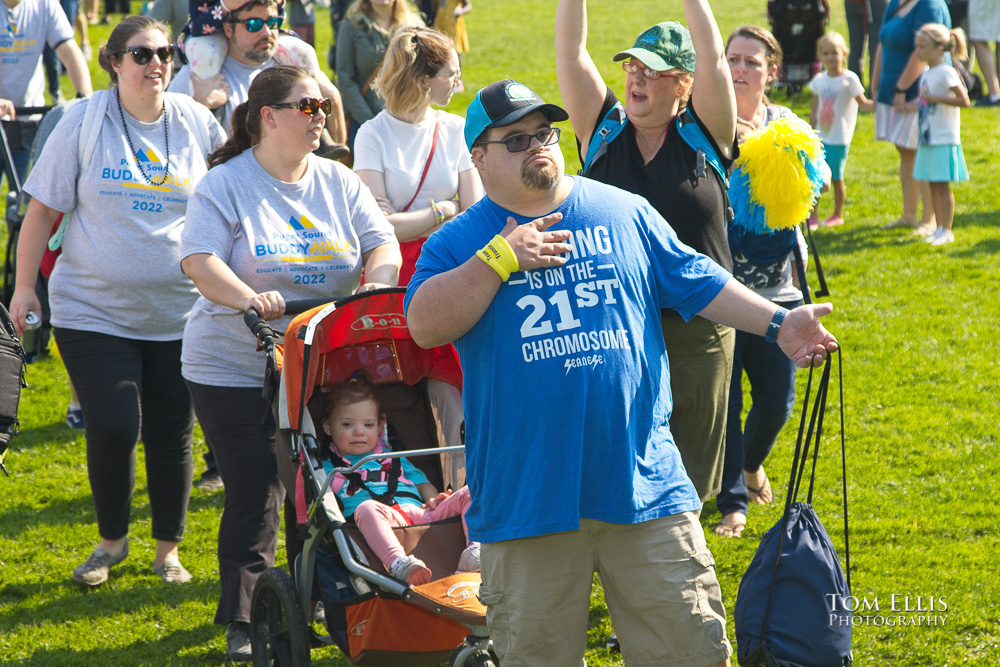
xmin=345 ymin=0 xmax=423 ymax=33
xmin=918 ymin=23 xmax=968 ymax=62
xmin=817 ymin=30 xmax=849 ymax=63
xmin=374 ymin=27 xmax=455 ymax=116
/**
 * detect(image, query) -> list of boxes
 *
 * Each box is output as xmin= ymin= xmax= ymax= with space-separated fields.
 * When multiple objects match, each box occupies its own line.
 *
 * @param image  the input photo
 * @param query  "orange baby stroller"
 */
xmin=243 ymin=287 xmax=496 ymax=666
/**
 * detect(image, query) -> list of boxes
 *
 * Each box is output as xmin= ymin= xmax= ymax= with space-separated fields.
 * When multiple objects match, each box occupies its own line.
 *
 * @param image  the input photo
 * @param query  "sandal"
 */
xmin=712 ymin=512 xmax=747 ymax=538
xmin=746 ymin=468 xmax=774 ymax=505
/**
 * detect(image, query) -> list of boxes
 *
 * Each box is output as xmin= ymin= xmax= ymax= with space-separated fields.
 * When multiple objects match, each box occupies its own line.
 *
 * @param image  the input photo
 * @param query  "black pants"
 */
xmin=55 ymin=329 xmax=194 ymax=542
xmin=186 ymin=381 xmax=282 ymax=626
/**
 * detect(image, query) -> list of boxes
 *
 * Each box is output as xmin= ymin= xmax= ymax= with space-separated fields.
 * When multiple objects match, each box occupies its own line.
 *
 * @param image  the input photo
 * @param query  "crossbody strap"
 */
xmin=401 ymin=112 xmax=440 ymax=213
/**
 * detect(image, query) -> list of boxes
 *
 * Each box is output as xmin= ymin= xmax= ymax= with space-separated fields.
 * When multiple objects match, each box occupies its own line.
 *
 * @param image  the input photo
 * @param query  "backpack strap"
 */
xmin=44 ymin=91 xmax=110 ymax=254
xmin=163 ymin=91 xmax=215 ymax=155
xmin=675 ymin=107 xmax=729 ymax=188
xmin=580 ymin=101 xmax=628 ymax=174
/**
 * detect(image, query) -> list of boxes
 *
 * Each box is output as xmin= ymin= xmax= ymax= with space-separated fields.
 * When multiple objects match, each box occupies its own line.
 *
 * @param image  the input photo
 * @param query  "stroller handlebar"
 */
xmin=11 ymin=107 xmax=53 ymax=116
xmin=242 ymin=298 xmax=343 ymax=346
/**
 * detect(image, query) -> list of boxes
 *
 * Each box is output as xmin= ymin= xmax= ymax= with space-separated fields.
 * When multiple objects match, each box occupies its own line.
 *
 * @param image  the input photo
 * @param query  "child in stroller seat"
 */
xmin=321 ymin=373 xmax=481 ymax=585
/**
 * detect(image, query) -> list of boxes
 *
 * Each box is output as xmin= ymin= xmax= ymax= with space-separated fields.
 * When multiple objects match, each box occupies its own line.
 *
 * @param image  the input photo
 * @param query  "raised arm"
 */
xmin=686 ymin=0 xmax=735 ymax=157
xmin=555 ymin=0 xmax=608 ymax=160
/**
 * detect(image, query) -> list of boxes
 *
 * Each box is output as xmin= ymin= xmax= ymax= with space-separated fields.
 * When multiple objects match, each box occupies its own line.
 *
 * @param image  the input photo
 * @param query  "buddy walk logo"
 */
xmin=101 ymin=150 xmax=193 ymax=191
xmin=253 ymin=213 xmax=356 ymax=263
xmin=827 ymin=593 xmax=947 ymax=627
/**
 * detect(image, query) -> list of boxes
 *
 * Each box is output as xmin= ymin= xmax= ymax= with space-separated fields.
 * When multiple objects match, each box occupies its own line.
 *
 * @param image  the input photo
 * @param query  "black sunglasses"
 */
xmin=477 ymin=127 xmax=561 ymax=153
xmin=227 ymin=15 xmax=283 ymax=32
xmin=115 ymin=45 xmax=176 ymax=65
xmin=269 ymin=96 xmax=332 ymax=117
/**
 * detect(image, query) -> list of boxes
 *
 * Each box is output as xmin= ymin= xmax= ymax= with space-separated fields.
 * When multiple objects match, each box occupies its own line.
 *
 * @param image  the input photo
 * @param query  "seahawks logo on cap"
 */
xmin=505 ymin=82 xmax=537 ymax=103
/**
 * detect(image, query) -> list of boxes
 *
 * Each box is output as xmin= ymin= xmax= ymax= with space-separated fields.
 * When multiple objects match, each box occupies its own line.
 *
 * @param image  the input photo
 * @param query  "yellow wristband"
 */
xmin=477 ymin=234 xmax=519 ymax=282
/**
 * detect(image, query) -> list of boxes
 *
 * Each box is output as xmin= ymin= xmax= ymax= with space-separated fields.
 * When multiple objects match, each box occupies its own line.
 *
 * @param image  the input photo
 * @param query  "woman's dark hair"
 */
xmin=374 ymin=27 xmax=455 ymax=116
xmin=207 ymin=66 xmax=316 ymax=168
xmin=98 ymin=15 xmax=170 ymax=86
xmin=322 ymin=372 xmax=381 ymax=424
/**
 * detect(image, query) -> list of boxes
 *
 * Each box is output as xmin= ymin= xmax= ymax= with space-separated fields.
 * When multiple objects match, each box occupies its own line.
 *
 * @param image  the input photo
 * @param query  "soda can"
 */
xmin=21 ymin=311 xmax=41 ymax=364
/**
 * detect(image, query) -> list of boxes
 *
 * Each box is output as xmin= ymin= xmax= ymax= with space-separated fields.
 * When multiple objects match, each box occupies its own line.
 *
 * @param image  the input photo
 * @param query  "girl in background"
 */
xmin=433 ymin=0 xmax=470 ymax=92
xmin=808 ymin=30 xmax=874 ymax=228
xmin=912 ymin=23 xmax=970 ymax=246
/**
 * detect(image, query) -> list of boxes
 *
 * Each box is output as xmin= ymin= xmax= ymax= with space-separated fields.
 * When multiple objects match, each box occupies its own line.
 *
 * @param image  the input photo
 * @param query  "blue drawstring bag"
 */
xmin=735 ymin=352 xmax=853 ymax=667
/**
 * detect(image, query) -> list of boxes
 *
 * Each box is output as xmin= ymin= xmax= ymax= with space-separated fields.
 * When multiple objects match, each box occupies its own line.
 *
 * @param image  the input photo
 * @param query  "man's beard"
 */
xmin=520 ymin=160 xmax=559 ymax=191
xmin=243 ymin=39 xmax=276 ymax=64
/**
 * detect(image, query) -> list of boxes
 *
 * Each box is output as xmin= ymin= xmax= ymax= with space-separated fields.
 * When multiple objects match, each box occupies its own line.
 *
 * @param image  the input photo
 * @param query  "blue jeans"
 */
xmin=43 ymin=0 xmax=80 ymax=97
xmin=716 ymin=299 xmax=801 ymax=517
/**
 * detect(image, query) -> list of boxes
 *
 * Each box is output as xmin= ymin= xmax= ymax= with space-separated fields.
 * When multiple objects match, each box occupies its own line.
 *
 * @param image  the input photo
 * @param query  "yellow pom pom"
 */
xmin=735 ymin=117 xmax=824 ymax=230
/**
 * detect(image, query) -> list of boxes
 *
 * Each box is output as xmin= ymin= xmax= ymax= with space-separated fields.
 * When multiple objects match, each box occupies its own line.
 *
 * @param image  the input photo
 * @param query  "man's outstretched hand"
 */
xmin=778 ymin=303 xmax=839 ymax=368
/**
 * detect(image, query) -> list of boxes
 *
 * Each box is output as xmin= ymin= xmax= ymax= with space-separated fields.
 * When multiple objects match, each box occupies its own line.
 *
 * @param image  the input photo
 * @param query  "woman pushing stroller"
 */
xmin=321 ymin=373 xmax=480 ymax=585
xmin=178 ymin=65 xmax=400 ymax=662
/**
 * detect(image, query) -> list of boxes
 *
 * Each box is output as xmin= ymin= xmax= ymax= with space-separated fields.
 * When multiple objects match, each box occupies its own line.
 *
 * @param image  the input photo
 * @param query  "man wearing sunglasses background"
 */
xmin=168 ymin=0 xmax=344 ymax=145
xmin=403 ymin=79 xmax=838 ymax=666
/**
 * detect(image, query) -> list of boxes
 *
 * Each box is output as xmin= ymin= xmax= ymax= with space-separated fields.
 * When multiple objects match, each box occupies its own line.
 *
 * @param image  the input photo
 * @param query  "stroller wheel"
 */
xmin=448 ymin=645 xmax=499 ymax=667
xmin=250 ymin=567 xmax=312 ymax=666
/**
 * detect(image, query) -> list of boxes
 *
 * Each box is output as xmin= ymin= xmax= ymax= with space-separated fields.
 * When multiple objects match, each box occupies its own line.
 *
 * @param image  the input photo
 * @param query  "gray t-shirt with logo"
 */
xmin=169 ymin=55 xmax=276 ymax=133
xmin=23 ymin=90 xmax=227 ymax=339
xmin=180 ymin=148 xmax=397 ymax=387
xmin=0 ymin=0 xmax=75 ymax=107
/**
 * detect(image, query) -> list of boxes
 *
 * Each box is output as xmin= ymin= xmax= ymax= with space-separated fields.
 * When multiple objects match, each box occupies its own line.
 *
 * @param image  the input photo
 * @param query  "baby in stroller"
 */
xmin=321 ymin=373 xmax=481 ymax=585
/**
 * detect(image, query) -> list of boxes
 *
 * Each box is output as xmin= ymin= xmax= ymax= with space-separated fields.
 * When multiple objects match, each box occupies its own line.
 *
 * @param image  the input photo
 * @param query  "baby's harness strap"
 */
xmin=330 ymin=451 xmax=424 ymax=510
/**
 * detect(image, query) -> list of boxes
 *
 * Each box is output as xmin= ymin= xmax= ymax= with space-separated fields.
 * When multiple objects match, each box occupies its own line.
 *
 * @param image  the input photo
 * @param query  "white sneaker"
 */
xmin=922 ymin=228 xmax=943 ymax=243
xmin=389 ymin=554 xmax=430 ymax=584
xmin=456 ymin=542 xmax=481 ymax=573
xmin=929 ymin=229 xmax=954 ymax=246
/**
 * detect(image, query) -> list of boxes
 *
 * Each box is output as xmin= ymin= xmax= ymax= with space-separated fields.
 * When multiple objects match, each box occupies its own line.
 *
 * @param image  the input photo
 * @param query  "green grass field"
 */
xmin=2 ymin=1 xmax=999 ymax=664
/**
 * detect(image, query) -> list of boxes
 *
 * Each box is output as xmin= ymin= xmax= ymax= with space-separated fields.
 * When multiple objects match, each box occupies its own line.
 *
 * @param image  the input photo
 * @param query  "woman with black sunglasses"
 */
xmin=178 ymin=66 xmax=400 ymax=662
xmin=10 ymin=15 xmax=226 ymax=587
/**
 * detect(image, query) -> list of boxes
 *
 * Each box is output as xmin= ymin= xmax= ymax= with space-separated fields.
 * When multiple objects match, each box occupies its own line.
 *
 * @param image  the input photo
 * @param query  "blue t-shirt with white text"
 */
xmin=405 ymin=177 xmax=731 ymax=543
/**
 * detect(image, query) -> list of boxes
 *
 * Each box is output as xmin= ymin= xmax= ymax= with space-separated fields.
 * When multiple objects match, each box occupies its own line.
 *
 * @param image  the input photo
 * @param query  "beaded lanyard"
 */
xmin=117 ymin=90 xmax=171 ymax=186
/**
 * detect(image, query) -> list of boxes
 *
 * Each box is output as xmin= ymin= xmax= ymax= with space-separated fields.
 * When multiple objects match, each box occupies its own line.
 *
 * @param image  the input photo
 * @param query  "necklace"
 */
xmin=5 ymin=1 xmax=22 ymax=34
xmin=117 ymin=90 xmax=171 ymax=186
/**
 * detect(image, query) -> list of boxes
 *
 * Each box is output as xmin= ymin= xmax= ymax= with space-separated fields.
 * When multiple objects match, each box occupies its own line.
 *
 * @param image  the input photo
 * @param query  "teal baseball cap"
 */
xmin=613 ymin=21 xmax=696 ymax=73
xmin=464 ymin=79 xmax=569 ymax=151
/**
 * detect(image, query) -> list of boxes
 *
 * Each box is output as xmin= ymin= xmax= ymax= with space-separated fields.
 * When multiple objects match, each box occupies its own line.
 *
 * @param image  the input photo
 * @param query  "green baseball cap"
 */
xmin=613 ymin=21 xmax=696 ymax=73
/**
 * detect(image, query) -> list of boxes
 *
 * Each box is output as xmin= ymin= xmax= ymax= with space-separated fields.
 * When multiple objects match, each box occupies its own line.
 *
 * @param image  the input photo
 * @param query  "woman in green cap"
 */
xmin=556 ymin=1 xmax=738 ymax=513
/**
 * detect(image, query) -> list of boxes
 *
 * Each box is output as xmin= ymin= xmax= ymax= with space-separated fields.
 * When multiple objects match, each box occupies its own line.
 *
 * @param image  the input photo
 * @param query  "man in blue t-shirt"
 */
xmin=404 ymin=79 xmax=839 ymax=667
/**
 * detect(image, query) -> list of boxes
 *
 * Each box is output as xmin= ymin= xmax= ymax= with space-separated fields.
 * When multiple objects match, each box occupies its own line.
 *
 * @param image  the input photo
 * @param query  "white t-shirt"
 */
xmin=23 ymin=91 xmax=227 ymax=339
xmin=180 ymin=149 xmax=398 ymax=387
xmin=0 ymin=0 xmax=74 ymax=108
xmin=353 ymin=109 xmax=474 ymax=214
xmin=807 ymin=70 xmax=865 ymax=146
xmin=918 ymin=64 xmax=963 ymax=146
xmin=169 ymin=56 xmax=276 ymax=133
